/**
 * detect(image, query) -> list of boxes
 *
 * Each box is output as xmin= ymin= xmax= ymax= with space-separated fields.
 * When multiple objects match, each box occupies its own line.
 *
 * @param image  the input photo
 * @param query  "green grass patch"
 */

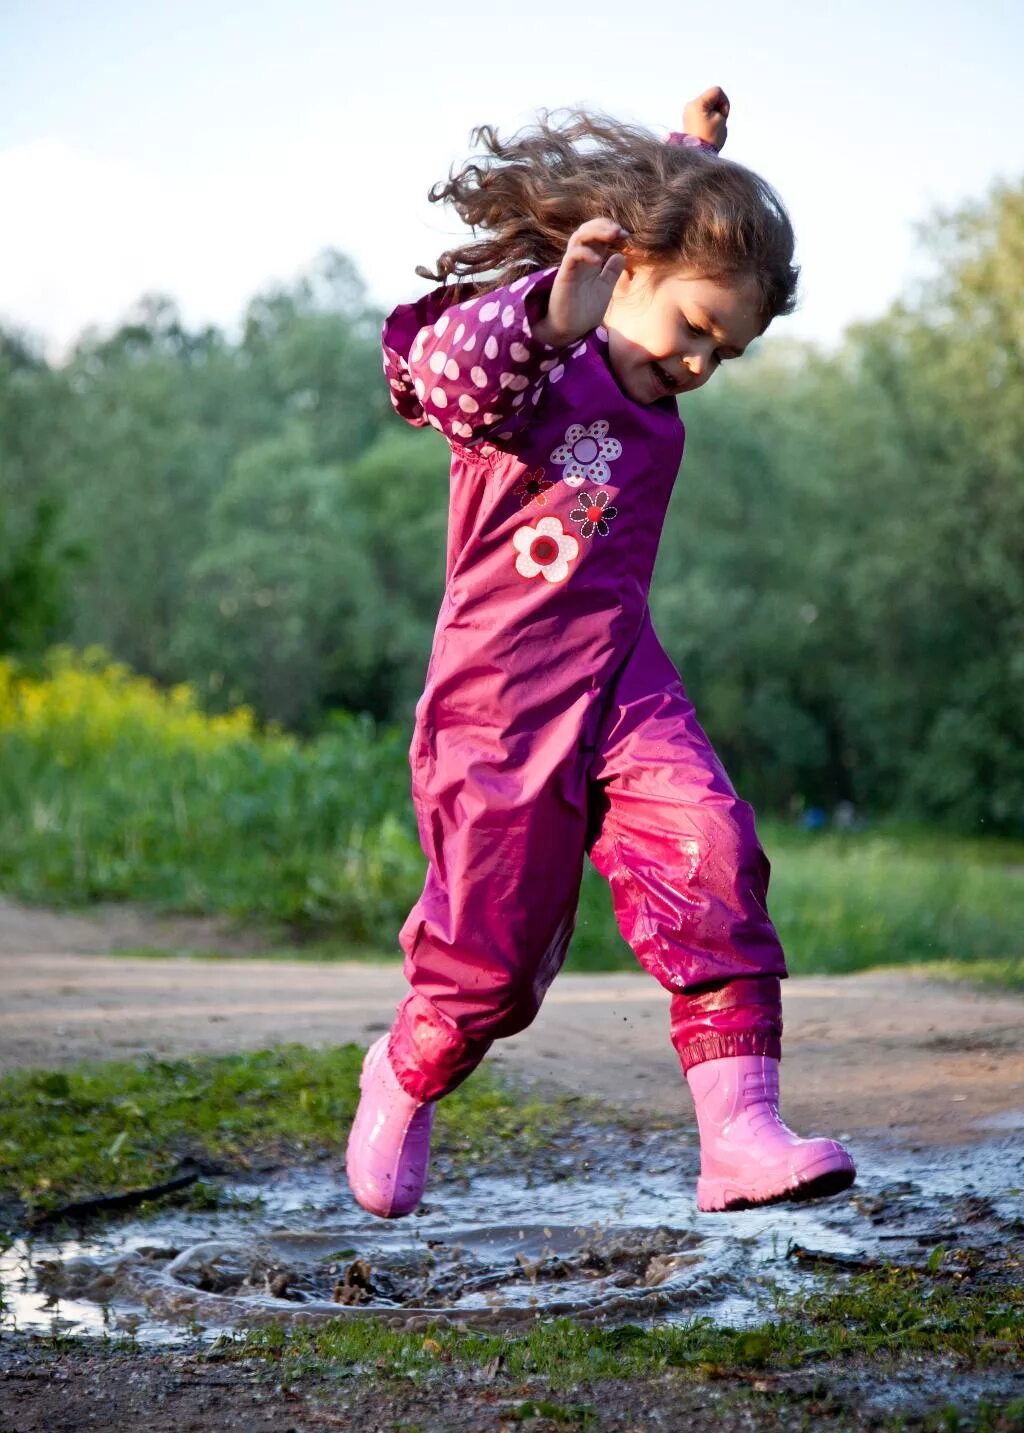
xmin=0 ymin=647 xmax=422 ymax=944
xmin=885 ymin=956 xmax=1024 ymax=993
xmin=228 ymin=1264 xmax=1023 ymax=1386
xmin=1 ymin=648 xmax=1021 ymax=985
xmin=0 ymin=1043 xmax=585 ymax=1226
xmin=569 ymin=822 xmax=1024 ymax=985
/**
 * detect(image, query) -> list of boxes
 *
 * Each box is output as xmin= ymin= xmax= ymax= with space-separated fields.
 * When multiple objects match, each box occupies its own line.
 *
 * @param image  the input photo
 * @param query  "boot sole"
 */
xmin=697 ymin=1152 xmax=856 ymax=1213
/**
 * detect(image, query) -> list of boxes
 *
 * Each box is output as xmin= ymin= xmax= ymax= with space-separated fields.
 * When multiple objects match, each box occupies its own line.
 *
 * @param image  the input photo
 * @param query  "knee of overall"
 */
xmin=698 ymin=799 xmax=772 ymax=898
xmin=458 ymin=961 xmax=552 ymax=1043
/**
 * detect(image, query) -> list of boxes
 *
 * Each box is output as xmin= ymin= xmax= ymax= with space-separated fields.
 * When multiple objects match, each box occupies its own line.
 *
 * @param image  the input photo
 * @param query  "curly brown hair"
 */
xmin=416 ymin=109 xmax=799 ymax=323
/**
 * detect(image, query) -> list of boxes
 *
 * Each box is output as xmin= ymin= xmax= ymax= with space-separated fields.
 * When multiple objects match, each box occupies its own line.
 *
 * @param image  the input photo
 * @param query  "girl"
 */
xmin=346 ymin=87 xmax=857 ymax=1217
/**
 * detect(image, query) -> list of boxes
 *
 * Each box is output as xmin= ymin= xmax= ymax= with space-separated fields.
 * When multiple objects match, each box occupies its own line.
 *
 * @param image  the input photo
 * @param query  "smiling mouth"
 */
xmin=651 ymin=360 xmax=688 ymax=396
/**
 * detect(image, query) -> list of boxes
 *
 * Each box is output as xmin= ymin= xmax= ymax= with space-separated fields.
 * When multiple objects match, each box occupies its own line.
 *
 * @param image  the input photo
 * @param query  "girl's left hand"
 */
xmin=682 ymin=86 xmax=730 ymax=151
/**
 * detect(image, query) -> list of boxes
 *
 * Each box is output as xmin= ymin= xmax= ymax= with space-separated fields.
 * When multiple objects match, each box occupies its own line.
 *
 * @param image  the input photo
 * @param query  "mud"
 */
xmin=1 ymin=1335 xmax=1023 ymax=1433
xmin=3 ymin=1118 xmax=1021 ymax=1346
xmin=4 ymin=941 xmax=1024 ymax=1153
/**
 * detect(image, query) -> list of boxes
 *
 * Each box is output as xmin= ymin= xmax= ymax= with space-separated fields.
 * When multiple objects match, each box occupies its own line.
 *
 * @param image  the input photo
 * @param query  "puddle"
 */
xmin=2 ymin=1123 xmax=1021 ymax=1347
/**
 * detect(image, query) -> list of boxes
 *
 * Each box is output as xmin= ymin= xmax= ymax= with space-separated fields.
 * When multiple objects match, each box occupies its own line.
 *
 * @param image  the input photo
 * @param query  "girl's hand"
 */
xmin=531 ymin=217 xmax=630 ymax=348
xmin=682 ymin=86 xmax=730 ymax=152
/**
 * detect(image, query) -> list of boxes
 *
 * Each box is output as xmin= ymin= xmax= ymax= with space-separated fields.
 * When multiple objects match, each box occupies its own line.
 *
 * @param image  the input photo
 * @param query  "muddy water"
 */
xmin=2 ymin=1123 xmax=1021 ymax=1346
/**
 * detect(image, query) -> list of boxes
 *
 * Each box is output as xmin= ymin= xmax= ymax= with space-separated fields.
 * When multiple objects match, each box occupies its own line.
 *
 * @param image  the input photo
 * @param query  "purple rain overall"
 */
xmin=380 ymin=186 xmax=787 ymax=1106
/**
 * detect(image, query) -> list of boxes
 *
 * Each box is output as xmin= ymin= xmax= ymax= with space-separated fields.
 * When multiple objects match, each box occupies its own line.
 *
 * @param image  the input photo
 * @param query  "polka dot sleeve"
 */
xmin=382 ymin=266 xmax=573 ymax=447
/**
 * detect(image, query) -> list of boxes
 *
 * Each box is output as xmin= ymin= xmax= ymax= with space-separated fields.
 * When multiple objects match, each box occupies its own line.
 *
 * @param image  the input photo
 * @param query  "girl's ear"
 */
xmin=616 ymin=251 xmax=645 ymax=288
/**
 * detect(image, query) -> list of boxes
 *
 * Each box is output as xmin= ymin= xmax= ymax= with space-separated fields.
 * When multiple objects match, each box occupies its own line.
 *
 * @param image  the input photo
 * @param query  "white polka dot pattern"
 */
xmin=387 ymin=265 xmax=579 ymax=445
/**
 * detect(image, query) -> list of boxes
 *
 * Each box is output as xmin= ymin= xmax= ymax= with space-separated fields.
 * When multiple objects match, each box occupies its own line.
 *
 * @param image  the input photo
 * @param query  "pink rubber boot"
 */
xmin=345 ymin=1035 xmax=436 ymax=1218
xmin=686 ymin=1055 xmax=856 ymax=1212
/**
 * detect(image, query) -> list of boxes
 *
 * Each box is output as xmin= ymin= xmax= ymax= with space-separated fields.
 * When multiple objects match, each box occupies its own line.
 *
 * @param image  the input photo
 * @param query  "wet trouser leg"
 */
xmin=389 ymin=762 xmax=589 ymax=1103
xmin=585 ymin=611 xmax=787 ymax=1073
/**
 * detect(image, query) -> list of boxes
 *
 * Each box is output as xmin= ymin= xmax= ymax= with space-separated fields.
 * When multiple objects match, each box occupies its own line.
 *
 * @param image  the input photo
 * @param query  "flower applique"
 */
xmin=569 ymin=490 xmax=618 ymax=538
xmin=550 ymin=420 xmax=622 ymax=488
xmin=513 ymin=468 xmax=554 ymax=508
xmin=511 ymin=516 xmax=579 ymax=585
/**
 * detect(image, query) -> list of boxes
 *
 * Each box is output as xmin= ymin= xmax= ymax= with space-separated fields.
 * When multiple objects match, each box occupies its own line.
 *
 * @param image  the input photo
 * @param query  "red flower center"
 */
xmin=531 ymin=536 xmax=558 ymax=564
xmin=586 ymin=505 xmax=603 ymax=523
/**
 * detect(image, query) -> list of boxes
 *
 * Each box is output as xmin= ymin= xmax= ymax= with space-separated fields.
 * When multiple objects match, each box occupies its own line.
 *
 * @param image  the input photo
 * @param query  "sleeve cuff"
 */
xmin=664 ymin=132 xmax=719 ymax=153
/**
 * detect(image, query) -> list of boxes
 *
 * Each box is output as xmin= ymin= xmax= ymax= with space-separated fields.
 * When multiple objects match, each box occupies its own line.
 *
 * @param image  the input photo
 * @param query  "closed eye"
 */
xmin=686 ymin=315 xmax=744 ymax=362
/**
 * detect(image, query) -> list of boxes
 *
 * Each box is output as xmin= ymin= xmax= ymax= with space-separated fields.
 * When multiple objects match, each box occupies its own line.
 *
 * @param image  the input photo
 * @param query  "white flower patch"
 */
xmin=511 ymin=515 xmax=579 ymax=585
xmin=549 ymin=420 xmax=622 ymax=488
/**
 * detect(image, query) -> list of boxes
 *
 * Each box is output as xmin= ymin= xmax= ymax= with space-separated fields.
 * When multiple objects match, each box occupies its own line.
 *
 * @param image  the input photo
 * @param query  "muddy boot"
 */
xmin=685 ymin=1054 xmax=856 ymax=1212
xmin=345 ymin=1034 xmax=436 ymax=1218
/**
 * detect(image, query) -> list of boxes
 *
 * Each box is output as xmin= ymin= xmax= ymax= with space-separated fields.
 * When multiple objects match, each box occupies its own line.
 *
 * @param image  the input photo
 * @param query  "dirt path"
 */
xmin=1 ymin=896 xmax=1022 ymax=1149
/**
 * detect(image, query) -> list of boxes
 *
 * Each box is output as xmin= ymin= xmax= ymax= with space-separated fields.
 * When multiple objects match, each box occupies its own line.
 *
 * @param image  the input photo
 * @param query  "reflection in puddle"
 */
xmin=2 ymin=1125 xmax=1021 ymax=1346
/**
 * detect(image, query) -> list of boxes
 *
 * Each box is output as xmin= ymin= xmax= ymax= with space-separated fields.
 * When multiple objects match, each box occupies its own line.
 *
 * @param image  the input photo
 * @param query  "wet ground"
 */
xmin=2 ymin=910 xmax=1023 ymax=1426
xmin=2 ymin=1115 xmax=1023 ymax=1428
xmin=2 ymin=1118 xmax=1022 ymax=1342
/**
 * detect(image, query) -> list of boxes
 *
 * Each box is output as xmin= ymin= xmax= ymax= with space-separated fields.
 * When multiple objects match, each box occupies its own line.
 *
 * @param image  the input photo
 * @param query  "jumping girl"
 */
xmin=346 ymin=86 xmax=857 ymax=1216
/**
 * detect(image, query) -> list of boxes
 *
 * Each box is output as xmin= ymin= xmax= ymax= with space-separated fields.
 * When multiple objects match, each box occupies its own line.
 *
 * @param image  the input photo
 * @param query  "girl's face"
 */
xmin=603 ymin=263 xmax=768 ymax=406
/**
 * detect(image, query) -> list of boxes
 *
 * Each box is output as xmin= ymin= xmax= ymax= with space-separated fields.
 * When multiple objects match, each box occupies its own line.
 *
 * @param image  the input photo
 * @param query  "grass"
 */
xmin=568 ymin=826 xmax=1024 ymax=983
xmin=0 ymin=647 xmax=423 ymax=944
xmin=1 ymin=647 xmax=1021 ymax=986
xmin=226 ymin=1263 xmax=1023 ymax=1386
xmin=0 ymin=1043 xmax=588 ymax=1226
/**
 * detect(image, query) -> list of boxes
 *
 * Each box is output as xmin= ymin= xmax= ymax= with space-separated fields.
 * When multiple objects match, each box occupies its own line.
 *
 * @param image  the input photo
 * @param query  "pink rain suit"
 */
xmin=381 ymin=164 xmax=787 ymax=1104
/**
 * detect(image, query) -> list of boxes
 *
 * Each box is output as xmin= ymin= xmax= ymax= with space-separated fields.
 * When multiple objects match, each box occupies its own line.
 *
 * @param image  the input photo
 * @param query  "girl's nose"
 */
xmin=683 ymin=351 xmax=708 ymax=378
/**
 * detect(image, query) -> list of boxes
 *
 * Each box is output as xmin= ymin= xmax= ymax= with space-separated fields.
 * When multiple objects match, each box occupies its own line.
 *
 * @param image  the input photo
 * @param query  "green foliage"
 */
xmin=656 ymin=180 xmax=1024 ymax=831
xmin=0 ymin=647 xmax=421 ymax=940
xmin=0 ymin=331 xmax=82 ymax=652
xmin=0 ymin=183 xmax=1022 ymax=829
xmin=0 ymin=651 xmax=1020 ymax=981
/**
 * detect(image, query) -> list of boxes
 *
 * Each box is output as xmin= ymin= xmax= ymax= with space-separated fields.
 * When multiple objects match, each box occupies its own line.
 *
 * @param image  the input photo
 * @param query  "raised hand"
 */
xmin=682 ymin=86 xmax=730 ymax=152
xmin=531 ymin=217 xmax=630 ymax=348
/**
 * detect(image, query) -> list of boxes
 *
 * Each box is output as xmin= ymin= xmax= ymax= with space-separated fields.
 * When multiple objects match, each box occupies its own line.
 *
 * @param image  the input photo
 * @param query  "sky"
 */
xmin=2 ymin=0 xmax=1022 ymax=360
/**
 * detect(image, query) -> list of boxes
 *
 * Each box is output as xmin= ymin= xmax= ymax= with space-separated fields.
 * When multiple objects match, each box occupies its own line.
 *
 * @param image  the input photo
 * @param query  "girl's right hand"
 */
xmin=682 ymin=86 xmax=730 ymax=152
xmin=531 ymin=217 xmax=630 ymax=348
